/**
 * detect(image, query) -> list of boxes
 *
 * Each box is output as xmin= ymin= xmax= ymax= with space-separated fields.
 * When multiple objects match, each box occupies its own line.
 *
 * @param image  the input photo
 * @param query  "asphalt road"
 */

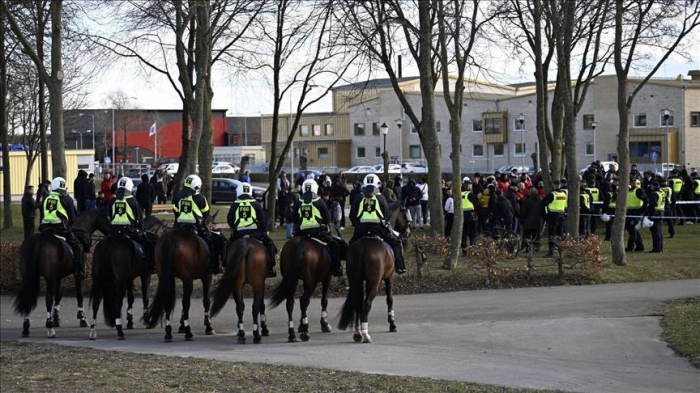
xmin=2 ymin=280 xmax=699 ymax=392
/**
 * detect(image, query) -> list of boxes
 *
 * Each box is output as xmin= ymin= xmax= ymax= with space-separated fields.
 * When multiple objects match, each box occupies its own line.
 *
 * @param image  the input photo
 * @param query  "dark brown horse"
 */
xmin=337 ymin=203 xmax=410 ymax=343
xmin=142 ymin=227 xmax=215 ymax=342
xmin=88 ymin=216 xmax=167 ymax=340
xmin=269 ymin=235 xmax=335 ymax=342
xmin=13 ymin=209 xmax=110 ymax=338
xmin=210 ymin=237 xmax=269 ymax=344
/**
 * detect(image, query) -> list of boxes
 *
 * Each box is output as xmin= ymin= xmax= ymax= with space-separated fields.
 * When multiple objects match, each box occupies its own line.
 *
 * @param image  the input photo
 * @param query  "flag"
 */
xmin=149 ymin=122 xmax=157 ymax=137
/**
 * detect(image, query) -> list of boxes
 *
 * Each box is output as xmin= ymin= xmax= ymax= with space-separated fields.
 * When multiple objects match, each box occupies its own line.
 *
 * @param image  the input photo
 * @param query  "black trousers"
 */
xmin=339 ymin=199 xmax=347 ymax=228
xmin=23 ymin=216 xmax=35 ymax=240
xmin=579 ymin=212 xmax=590 ymax=237
xmin=546 ymin=213 xmax=566 ymax=252
xmin=625 ymin=209 xmax=644 ymax=251
xmin=444 ymin=213 xmax=454 ymax=238
xmin=664 ymin=207 xmax=675 ymax=236
xmin=650 ymin=210 xmax=664 ymax=252
xmin=461 ymin=212 xmax=476 ymax=248
xmin=142 ymin=204 xmax=153 ymax=217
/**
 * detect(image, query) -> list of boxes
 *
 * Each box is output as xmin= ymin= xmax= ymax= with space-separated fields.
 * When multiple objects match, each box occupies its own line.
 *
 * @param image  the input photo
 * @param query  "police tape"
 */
xmin=579 ymin=213 xmax=696 ymax=220
xmin=591 ymin=200 xmax=700 ymax=205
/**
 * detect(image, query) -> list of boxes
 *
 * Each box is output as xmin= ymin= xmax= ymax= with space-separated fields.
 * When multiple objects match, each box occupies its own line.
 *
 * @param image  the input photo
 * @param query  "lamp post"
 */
xmin=517 ymin=113 xmax=525 ymax=168
xmin=79 ymin=113 xmax=95 ymax=150
xmin=70 ymin=130 xmax=87 ymax=149
xmin=591 ymin=121 xmax=598 ymax=161
xmin=380 ymin=122 xmax=389 ymax=185
xmin=288 ymin=85 xmax=316 ymax=180
xmin=662 ymin=108 xmax=671 ymax=176
xmin=396 ymin=121 xmax=402 ymax=165
xmin=135 ymin=147 xmax=140 ymax=164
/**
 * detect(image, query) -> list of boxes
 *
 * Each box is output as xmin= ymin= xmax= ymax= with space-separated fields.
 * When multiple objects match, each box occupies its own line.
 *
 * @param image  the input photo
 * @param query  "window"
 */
xmin=633 ymin=113 xmax=647 ymax=128
xmin=411 ymin=125 xmax=418 ymax=134
xmin=472 ymin=144 xmax=484 ymax=157
xmin=372 ymin=122 xmax=380 ymax=136
xmin=514 ymin=118 xmax=524 ymax=131
xmin=318 ymin=147 xmax=328 ymax=159
xmin=354 ymin=123 xmax=365 ymax=136
xmin=583 ymin=114 xmax=595 ymax=130
xmin=312 ymin=124 xmax=321 ymax=136
xmin=514 ymin=143 xmax=526 ymax=156
xmin=472 ymin=119 xmax=483 ymax=132
xmin=375 ymin=147 xmax=381 ymax=158
xmin=300 ymin=125 xmax=309 ymax=136
xmin=356 ymin=146 xmax=366 ymax=158
xmin=659 ymin=111 xmax=675 ymax=127
xmin=325 ymin=124 xmax=334 ymax=136
xmin=436 ymin=121 xmax=441 ymax=132
xmin=630 ymin=141 xmax=661 ymax=160
xmin=409 ymin=145 xmax=422 ymax=159
xmin=493 ymin=143 xmax=505 ymax=157
xmin=691 ymin=112 xmax=700 ymax=127
xmin=484 ymin=118 xmax=502 ymax=134
xmin=585 ymin=142 xmax=594 ymax=156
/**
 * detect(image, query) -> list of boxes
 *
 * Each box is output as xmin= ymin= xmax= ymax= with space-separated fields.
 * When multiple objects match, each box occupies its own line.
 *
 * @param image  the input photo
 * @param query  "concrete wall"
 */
xmin=682 ymin=86 xmax=700 ymax=168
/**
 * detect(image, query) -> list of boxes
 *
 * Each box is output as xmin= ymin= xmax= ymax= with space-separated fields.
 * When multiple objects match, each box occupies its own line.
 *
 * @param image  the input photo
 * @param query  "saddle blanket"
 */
xmin=131 ymin=240 xmax=146 ymax=259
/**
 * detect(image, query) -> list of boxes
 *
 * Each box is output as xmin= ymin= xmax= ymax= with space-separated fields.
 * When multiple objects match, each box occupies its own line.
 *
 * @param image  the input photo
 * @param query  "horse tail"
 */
xmin=338 ymin=243 xmax=364 ymax=331
xmin=269 ymin=239 xmax=305 ymax=309
xmin=13 ymin=236 xmax=43 ymax=316
xmin=210 ymin=240 xmax=248 ymax=317
xmin=143 ymin=233 xmax=177 ymax=328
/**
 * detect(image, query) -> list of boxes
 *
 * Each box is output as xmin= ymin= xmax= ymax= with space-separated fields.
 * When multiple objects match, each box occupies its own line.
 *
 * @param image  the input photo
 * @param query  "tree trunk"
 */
xmin=49 ymin=0 xmax=65 ymax=177
xmin=37 ymin=2 xmax=49 ymax=183
xmin=172 ymin=100 xmax=190 ymax=197
xmin=1 ymin=18 xmax=11 ymax=229
xmin=445 ymin=111 xmax=464 ymax=269
xmin=417 ymin=0 xmax=443 ymax=236
xmin=198 ymin=70 xmax=214 ymax=202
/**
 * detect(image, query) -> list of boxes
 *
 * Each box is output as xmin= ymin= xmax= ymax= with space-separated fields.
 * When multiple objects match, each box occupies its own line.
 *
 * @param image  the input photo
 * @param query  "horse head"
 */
xmin=143 ymin=216 xmax=167 ymax=237
xmin=73 ymin=209 xmax=111 ymax=235
xmin=389 ymin=203 xmax=411 ymax=239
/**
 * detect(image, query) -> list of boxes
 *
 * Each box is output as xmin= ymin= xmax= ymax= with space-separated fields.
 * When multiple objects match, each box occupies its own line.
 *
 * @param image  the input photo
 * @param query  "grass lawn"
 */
xmin=661 ymin=298 xmax=700 ymax=368
xmin=0 ymin=341 xmax=550 ymax=393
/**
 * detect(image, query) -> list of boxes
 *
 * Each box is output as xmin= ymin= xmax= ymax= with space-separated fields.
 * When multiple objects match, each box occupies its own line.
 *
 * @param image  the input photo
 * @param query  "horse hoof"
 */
xmin=205 ymin=329 xmax=216 ymax=336
xmin=288 ymin=335 xmax=296 ymax=343
xmin=300 ymin=332 xmax=310 ymax=342
xmin=253 ymin=334 xmax=261 ymax=344
xmin=164 ymin=335 xmax=172 ymax=342
xmin=52 ymin=318 xmax=61 ymax=328
xmin=47 ymin=329 xmax=56 ymax=339
xmin=353 ymin=333 xmax=362 ymax=343
xmin=321 ymin=324 xmax=332 ymax=333
xmin=178 ymin=325 xmax=186 ymax=334
xmin=261 ymin=328 xmax=269 ymax=337
xmin=185 ymin=335 xmax=193 ymax=341
xmin=389 ymin=324 xmax=397 ymax=333
xmin=165 ymin=326 xmax=173 ymax=342
xmin=118 ymin=335 xmax=125 ymax=341
xmin=80 ymin=320 xmax=88 ymax=328
xmin=237 ymin=337 xmax=246 ymax=344
xmin=21 ymin=331 xmax=29 ymax=338
xmin=362 ymin=335 xmax=372 ymax=343
xmin=89 ymin=329 xmax=97 ymax=340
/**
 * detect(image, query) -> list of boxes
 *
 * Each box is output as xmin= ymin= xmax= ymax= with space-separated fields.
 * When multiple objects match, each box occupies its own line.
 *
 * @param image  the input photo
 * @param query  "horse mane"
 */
xmin=143 ymin=215 xmax=164 ymax=232
xmin=73 ymin=209 xmax=110 ymax=235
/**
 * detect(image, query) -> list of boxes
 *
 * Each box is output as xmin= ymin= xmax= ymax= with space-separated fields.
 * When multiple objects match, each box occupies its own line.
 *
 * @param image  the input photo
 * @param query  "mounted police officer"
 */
xmin=227 ymin=182 xmax=278 ymax=277
xmin=39 ymin=177 xmax=85 ymax=280
xmin=542 ymin=180 xmax=567 ymax=257
xmin=108 ymin=177 xmax=155 ymax=272
xmin=293 ymin=179 xmax=348 ymax=276
xmin=348 ymin=174 xmax=406 ymax=274
xmin=173 ymin=174 xmax=220 ymax=274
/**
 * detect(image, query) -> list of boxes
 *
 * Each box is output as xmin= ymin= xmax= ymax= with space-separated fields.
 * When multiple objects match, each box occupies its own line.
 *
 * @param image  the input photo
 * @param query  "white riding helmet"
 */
xmin=117 ymin=177 xmax=134 ymax=192
xmin=184 ymin=174 xmax=202 ymax=193
xmin=323 ymin=177 xmax=332 ymax=187
xmin=306 ymin=173 xmax=315 ymax=180
xmin=462 ymin=176 xmax=471 ymax=184
xmin=302 ymin=179 xmax=319 ymax=195
xmin=642 ymin=216 xmax=654 ymax=228
xmin=601 ymin=213 xmax=611 ymax=222
xmin=51 ymin=177 xmax=67 ymax=191
xmin=363 ymin=173 xmax=381 ymax=188
xmin=237 ymin=182 xmax=252 ymax=197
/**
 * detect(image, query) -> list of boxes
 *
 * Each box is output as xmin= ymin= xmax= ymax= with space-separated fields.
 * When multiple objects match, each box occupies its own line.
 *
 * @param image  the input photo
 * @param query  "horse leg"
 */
xmin=361 ymin=281 xmax=378 ymax=343
xmin=320 ymin=276 xmax=332 ymax=333
xmin=235 ymin=286 xmax=246 ymax=344
xmin=141 ymin=273 xmax=151 ymax=319
xmin=52 ymin=280 xmax=62 ymax=328
xmin=45 ymin=281 xmax=56 ymax=338
xmin=298 ymin=284 xmax=314 ymax=342
xmin=385 ymin=277 xmax=397 ymax=333
xmin=22 ymin=312 xmax=30 ymax=337
xmin=181 ymin=280 xmax=194 ymax=341
xmin=353 ymin=315 xmax=361 ymax=343
xmin=164 ymin=309 xmax=173 ymax=342
xmin=260 ymin=300 xmax=269 ymax=337
xmin=202 ymin=274 xmax=215 ymax=335
xmin=89 ymin=289 xmax=100 ymax=340
xmin=115 ymin=281 xmax=126 ymax=340
xmin=285 ymin=295 xmax=296 ymax=342
xmin=75 ymin=278 xmax=88 ymax=327
xmin=126 ymin=280 xmax=135 ymax=330
xmin=252 ymin=288 xmax=262 ymax=344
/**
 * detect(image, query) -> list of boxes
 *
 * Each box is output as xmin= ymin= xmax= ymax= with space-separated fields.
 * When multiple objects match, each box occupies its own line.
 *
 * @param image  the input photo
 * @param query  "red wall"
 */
xmin=117 ymin=116 xmax=226 ymax=160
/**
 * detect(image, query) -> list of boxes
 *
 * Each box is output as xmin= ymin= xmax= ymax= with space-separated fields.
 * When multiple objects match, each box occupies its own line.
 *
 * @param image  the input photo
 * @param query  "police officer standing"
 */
xmin=579 ymin=180 xmax=593 ymax=237
xmin=460 ymin=177 xmax=481 ymax=251
xmin=625 ymin=179 xmax=648 ymax=252
xmin=227 ymin=182 xmax=278 ymax=277
xmin=585 ymin=178 xmax=601 ymax=234
xmin=293 ymin=179 xmax=348 ymax=276
xmin=542 ymin=180 xmax=567 ymax=257
xmin=647 ymin=181 xmax=665 ymax=253
xmin=659 ymin=179 xmax=675 ymax=238
xmin=348 ymin=174 xmax=406 ymax=274
xmin=40 ymin=177 xmax=85 ymax=280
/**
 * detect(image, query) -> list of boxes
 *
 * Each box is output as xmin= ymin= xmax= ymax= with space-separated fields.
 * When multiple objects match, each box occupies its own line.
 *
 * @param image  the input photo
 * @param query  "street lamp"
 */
xmin=288 ymin=84 xmax=316 ymax=180
xmin=135 ymin=147 xmax=140 ymax=164
xmin=70 ymin=130 xmax=88 ymax=149
xmin=517 ymin=113 xmax=525 ymax=167
xmin=395 ymin=120 xmax=403 ymax=165
xmin=662 ymin=108 xmax=671 ymax=176
xmin=79 ymin=113 xmax=96 ymax=150
xmin=591 ymin=121 xmax=598 ymax=161
xmin=380 ymin=122 xmax=389 ymax=185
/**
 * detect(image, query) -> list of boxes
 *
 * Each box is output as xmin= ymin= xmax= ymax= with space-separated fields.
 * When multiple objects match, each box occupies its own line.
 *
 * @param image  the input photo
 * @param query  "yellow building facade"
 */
xmin=0 ymin=150 xmax=93 ymax=196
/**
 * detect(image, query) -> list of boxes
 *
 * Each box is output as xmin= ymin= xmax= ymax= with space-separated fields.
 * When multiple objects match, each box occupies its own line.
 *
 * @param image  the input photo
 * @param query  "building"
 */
xmin=0 ymin=150 xmax=95 ymax=197
xmin=226 ymin=116 xmax=261 ymax=146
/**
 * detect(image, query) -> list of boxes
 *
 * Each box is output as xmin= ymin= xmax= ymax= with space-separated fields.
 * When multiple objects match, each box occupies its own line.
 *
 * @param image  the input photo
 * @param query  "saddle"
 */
xmin=51 ymin=235 xmax=75 ymax=259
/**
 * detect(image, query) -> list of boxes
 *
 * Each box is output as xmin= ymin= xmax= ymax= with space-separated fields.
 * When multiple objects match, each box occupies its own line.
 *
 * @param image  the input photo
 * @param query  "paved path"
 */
xmin=2 ymin=280 xmax=699 ymax=392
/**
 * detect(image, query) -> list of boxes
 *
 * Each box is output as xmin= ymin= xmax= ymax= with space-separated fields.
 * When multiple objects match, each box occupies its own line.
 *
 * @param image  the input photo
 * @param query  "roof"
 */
xmin=334 ymin=77 xmax=420 ymax=90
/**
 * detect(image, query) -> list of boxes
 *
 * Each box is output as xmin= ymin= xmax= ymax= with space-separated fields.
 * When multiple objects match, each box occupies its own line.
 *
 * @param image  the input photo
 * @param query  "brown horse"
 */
xmin=337 ymin=203 xmax=410 ymax=343
xmin=88 ymin=216 xmax=167 ymax=340
xmin=269 ymin=235 xmax=335 ymax=342
xmin=13 ymin=209 xmax=110 ymax=338
xmin=210 ymin=237 xmax=269 ymax=344
xmin=142 ymin=227 xmax=215 ymax=342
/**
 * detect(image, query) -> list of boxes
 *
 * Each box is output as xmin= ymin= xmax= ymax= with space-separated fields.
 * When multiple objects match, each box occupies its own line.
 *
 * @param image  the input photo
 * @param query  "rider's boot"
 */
xmin=329 ymin=244 xmax=342 ymax=277
xmin=388 ymin=239 xmax=407 ymax=274
xmin=72 ymin=243 xmax=86 ymax=280
xmin=263 ymin=235 xmax=277 ymax=278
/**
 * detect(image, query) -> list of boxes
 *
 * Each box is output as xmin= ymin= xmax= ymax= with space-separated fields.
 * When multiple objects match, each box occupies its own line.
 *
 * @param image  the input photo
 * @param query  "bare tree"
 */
xmin=611 ymin=0 xmax=700 ymax=266
xmin=1 ymin=16 xmax=12 ymax=229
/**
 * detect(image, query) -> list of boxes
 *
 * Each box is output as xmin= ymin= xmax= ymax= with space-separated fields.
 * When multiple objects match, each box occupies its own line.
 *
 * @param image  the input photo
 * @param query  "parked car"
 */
xmin=212 ymin=163 xmax=240 ymax=174
xmin=126 ymin=167 xmax=150 ymax=179
xmin=496 ymin=165 xmax=529 ymax=174
xmin=373 ymin=164 xmax=401 ymax=174
xmin=296 ymin=169 xmax=324 ymax=180
xmin=400 ymin=162 xmax=428 ymax=174
xmin=211 ymin=178 xmax=266 ymax=204
xmin=341 ymin=166 xmax=376 ymax=175
xmin=580 ymin=161 xmax=619 ymax=174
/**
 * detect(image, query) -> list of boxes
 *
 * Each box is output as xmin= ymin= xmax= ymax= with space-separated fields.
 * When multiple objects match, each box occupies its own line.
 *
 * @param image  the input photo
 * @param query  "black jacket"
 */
xmin=22 ymin=193 xmax=38 ymax=219
xmin=74 ymin=170 xmax=87 ymax=200
xmin=84 ymin=179 xmax=96 ymax=201
xmin=293 ymin=192 xmax=332 ymax=232
xmin=227 ymin=194 xmax=267 ymax=233
xmin=349 ymin=191 xmax=390 ymax=228
xmin=107 ymin=190 xmax=143 ymax=229
xmin=40 ymin=190 xmax=77 ymax=226
xmin=135 ymin=174 xmax=156 ymax=207
xmin=491 ymin=195 xmax=514 ymax=224
xmin=520 ymin=194 xmax=543 ymax=231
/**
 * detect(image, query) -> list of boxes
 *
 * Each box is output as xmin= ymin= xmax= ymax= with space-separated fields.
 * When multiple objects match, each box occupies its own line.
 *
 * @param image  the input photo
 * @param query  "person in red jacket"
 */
xmin=101 ymin=173 xmax=116 ymax=202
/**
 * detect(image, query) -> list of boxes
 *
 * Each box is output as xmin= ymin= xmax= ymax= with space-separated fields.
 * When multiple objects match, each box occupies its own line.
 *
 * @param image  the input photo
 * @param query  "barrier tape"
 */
xmin=591 ymin=200 xmax=700 ymax=205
